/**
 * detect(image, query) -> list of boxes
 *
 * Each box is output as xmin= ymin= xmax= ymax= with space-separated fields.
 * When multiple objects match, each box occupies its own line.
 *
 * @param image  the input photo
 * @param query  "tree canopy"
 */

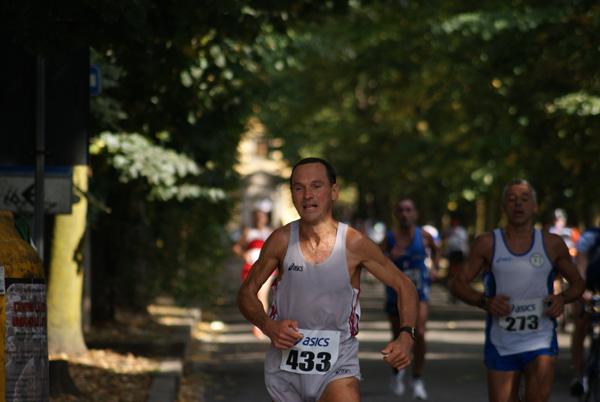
xmin=2 ymin=0 xmax=599 ymax=312
xmin=256 ymin=0 xmax=600 ymax=229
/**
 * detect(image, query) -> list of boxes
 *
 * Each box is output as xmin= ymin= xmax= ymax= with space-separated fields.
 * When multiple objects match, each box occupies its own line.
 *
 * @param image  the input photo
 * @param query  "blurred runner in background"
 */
xmin=233 ymin=202 xmax=274 ymax=338
xmin=380 ymin=197 xmax=440 ymax=400
xmin=443 ymin=216 xmax=469 ymax=302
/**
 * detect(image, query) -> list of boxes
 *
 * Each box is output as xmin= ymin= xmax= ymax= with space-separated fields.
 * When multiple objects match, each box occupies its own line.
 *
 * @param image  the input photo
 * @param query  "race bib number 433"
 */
xmin=499 ymin=298 xmax=544 ymax=333
xmin=280 ymin=329 xmax=341 ymax=375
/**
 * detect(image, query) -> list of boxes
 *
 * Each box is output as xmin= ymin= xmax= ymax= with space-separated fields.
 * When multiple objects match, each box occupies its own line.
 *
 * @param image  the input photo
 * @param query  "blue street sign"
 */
xmin=90 ymin=65 xmax=102 ymax=96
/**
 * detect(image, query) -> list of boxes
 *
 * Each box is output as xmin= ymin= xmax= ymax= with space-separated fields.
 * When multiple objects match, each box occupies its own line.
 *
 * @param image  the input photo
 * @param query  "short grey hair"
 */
xmin=501 ymin=178 xmax=537 ymax=205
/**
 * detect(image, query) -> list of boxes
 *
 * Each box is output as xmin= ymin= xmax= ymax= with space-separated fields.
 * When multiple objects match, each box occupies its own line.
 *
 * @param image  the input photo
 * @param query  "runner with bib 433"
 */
xmin=237 ymin=158 xmax=418 ymax=402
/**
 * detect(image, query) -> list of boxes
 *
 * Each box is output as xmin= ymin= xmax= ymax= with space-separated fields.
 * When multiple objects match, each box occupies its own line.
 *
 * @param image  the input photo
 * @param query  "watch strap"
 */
xmin=398 ymin=326 xmax=417 ymax=341
xmin=477 ymin=295 xmax=489 ymax=310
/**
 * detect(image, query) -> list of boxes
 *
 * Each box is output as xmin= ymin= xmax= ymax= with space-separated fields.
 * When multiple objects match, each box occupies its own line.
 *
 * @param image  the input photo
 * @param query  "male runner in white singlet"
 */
xmin=237 ymin=158 xmax=418 ymax=402
xmin=451 ymin=178 xmax=584 ymax=402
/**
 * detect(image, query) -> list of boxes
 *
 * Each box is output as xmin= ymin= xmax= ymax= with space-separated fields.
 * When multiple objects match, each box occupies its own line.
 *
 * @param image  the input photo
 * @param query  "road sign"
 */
xmin=90 ymin=65 xmax=102 ymax=96
xmin=0 ymin=167 xmax=73 ymax=214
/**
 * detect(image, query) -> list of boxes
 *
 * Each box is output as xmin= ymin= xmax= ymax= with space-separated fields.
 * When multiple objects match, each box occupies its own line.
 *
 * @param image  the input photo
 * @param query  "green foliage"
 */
xmin=87 ymin=131 xmax=233 ymax=309
xmin=548 ymin=92 xmax=600 ymax=117
xmin=90 ymin=132 xmax=225 ymax=202
xmin=5 ymin=0 xmax=600 ymax=310
xmin=256 ymin=0 xmax=600 ymax=228
xmin=79 ymin=1 xmax=363 ymax=310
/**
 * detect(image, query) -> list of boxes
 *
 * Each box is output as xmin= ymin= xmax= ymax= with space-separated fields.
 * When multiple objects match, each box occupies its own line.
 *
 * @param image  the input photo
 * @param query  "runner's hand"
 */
xmin=543 ymin=293 xmax=564 ymax=318
xmin=488 ymin=295 xmax=511 ymax=316
xmin=381 ymin=335 xmax=413 ymax=371
xmin=264 ymin=319 xmax=303 ymax=350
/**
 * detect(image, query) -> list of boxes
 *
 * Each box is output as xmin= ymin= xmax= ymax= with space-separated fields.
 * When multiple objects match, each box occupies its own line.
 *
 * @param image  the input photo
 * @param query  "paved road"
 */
xmin=191 ymin=257 xmax=576 ymax=401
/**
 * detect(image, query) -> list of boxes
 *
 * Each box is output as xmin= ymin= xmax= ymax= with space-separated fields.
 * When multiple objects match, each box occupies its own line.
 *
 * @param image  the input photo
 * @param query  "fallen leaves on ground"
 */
xmin=50 ymin=305 xmax=208 ymax=402
xmin=176 ymin=372 xmax=207 ymax=402
xmin=50 ymin=349 xmax=160 ymax=402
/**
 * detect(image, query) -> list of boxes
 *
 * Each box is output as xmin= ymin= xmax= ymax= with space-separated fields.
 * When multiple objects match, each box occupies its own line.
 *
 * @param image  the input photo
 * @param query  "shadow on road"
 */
xmin=186 ymin=257 xmax=575 ymax=401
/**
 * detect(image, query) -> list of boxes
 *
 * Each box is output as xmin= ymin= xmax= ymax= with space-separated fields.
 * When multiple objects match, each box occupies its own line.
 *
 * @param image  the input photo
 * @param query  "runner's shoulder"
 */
xmin=262 ymin=224 xmax=291 ymax=256
xmin=470 ymin=231 xmax=494 ymax=253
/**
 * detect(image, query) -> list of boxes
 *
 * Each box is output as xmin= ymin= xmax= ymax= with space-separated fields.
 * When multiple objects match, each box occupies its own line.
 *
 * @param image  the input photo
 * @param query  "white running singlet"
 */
xmin=264 ymin=220 xmax=362 ymax=402
xmin=269 ymin=220 xmax=361 ymax=341
xmin=484 ymin=228 xmax=556 ymax=356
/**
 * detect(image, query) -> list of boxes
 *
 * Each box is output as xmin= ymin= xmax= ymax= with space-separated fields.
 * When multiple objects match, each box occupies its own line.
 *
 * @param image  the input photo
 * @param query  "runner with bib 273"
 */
xmin=451 ymin=178 xmax=584 ymax=402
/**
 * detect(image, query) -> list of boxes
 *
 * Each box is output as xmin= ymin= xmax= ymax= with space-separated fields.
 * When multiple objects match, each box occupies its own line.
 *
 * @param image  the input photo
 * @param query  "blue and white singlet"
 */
xmin=385 ymin=227 xmax=430 ymax=302
xmin=484 ymin=228 xmax=556 ymax=356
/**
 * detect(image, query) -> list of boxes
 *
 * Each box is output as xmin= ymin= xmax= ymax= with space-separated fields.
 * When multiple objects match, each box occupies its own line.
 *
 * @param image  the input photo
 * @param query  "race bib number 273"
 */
xmin=280 ymin=329 xmax=341 ymax=375
xmin=499 ymin=298 xmax=543 ymax=333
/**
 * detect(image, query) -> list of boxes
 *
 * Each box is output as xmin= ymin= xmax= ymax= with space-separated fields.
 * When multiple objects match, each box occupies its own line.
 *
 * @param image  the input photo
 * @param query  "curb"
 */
xmin=146 ymin=305 xmax=201 ymax=402
xmin=147 ymin=360 xmax=183 ymax=402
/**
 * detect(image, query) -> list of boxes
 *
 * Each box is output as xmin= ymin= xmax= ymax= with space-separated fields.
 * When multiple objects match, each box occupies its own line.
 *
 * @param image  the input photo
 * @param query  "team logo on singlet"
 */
xmin=288 ymin=263 xmax=304 ymax=272
xmin=529 ymin=253 xmax=544 ymax=267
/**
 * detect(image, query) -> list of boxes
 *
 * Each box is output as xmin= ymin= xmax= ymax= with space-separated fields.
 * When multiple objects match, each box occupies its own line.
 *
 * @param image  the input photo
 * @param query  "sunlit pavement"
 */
xmin=191 ymin=257 xmax=575 ymax=401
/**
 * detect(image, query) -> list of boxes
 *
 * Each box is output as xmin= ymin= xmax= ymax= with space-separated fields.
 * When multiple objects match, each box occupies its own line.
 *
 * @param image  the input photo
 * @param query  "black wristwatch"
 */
xmin=399 ymin=326 xmax=417 ymax=341
xmin=477 ymin=295 xmax=489 ymax=311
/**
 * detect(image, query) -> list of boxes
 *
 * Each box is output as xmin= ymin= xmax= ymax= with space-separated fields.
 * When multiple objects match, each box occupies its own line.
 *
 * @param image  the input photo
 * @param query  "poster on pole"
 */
xmin=4 ymin=279 xmax=49 ymax=401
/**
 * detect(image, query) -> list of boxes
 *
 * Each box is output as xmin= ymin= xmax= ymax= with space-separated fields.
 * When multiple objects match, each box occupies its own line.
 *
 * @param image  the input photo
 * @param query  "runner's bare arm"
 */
xmin=450 ymin=233 xmax=489 ymax=304
xmin=450 ymin=232 xmax=511 ymax=316
xmin=346 ymin=228 xmax=417 ymax=370
xmin=542 ymin=233 xmax=585 ymax=317
xmin=231 ymin=227 xmax=249 ymax=259
xmin=575 ymin=252 xmax=589 ymax=281
xmin=236 ymin=227 xmax=303 ymax=349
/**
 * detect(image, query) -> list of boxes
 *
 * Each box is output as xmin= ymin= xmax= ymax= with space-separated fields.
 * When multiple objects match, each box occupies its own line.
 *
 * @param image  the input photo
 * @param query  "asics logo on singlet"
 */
xmin=495 ymin=256 xmax=511 ymax=263
xmin=294 ymin=337 xmax=331 ymax=347
xmin=334 ymin=368 xmax=351 ymax=375
xmin=511 ymin=303 xmax=537 ymax=313
xmin=288 ymin=263 xmax=304 ymax=272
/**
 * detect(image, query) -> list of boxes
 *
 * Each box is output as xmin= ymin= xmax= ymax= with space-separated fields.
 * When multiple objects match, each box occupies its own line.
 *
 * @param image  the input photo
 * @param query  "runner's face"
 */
xmin=253 ymin=211 xmax=269 ymax=228
xmin=395 ymin=200 xmax=417 ymax=228
xmin=502 ymin=184 xmax=537 ymax=226
xmin=290 ymin=163 xmax=338 ymax=223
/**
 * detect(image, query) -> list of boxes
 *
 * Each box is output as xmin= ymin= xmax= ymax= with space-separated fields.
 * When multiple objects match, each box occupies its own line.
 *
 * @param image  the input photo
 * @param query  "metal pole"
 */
xmin=34 ymin=54 xmax=45 ymax=259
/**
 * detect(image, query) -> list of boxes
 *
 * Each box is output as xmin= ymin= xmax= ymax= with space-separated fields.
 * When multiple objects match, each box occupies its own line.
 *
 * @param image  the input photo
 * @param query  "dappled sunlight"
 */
xmin=147 ymin=304 xmax=201 ymax=328
xmin=427 ymin=320 xmax=486 ymax=331
xmin=202 ymin=350 xmax=269 ymax=364
xmin=357 ymin=320 xmax=392 ymax=331
xmin=426 ymin=330 xmax=484 ymax=345
xmin=195 ymin=321 xmax=272 ymax=345
xmin=358 ymin=350 xmax=481 ymax=361
xmin=50 ymin=350 xmax=159 ymax=402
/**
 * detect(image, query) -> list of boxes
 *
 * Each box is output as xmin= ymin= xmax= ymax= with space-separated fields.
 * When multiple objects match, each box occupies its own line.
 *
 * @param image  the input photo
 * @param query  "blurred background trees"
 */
xmin=257 ymin=0 xmax=600 ymax=231
xmin=1 ymin=0 xmax=599 ymax=320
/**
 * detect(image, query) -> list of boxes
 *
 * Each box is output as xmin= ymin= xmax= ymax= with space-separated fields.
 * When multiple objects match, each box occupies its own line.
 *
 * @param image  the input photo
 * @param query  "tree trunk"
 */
xmin=49 ymin=360 xmax=82 ymax=397
xmin=47 ymin=165 xmax=88 ymax=355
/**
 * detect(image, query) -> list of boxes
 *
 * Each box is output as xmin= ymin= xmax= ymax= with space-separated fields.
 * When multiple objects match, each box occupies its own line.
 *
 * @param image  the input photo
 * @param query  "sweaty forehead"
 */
xmin=291 ymin=163 xmax=328 ymax=183
xmin=506 ymin=184 xmax=531 ymax=197
xmin=396 ymin=200 xmax=416 ymax=210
